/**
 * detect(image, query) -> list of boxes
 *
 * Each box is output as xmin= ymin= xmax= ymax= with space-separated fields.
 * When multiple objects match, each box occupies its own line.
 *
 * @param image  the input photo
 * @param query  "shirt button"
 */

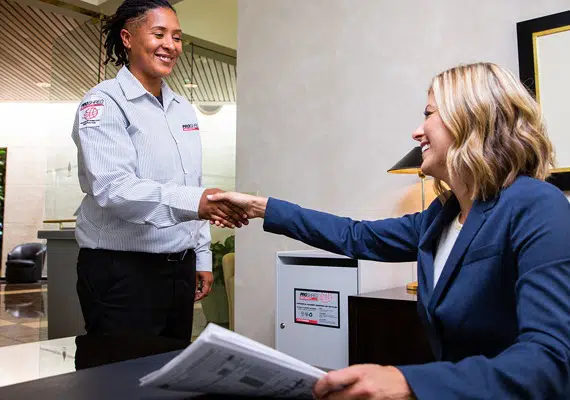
xmin=190 ymin=232 xmax=194 ymax=238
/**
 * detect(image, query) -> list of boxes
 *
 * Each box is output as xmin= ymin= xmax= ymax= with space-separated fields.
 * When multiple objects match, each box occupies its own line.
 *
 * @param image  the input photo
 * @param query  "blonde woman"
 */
xmin=209 ymin=63 xmax=570 ymax=399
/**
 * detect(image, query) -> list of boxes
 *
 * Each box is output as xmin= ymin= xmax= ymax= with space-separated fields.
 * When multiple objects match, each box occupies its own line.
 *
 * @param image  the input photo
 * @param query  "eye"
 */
xmin=154 ymin=33 xmax=164 ymax=39
xmin=423 ymin=110 xmax=433 ymax=118
xmin=173 ymin=36 xmax=182 ymax=42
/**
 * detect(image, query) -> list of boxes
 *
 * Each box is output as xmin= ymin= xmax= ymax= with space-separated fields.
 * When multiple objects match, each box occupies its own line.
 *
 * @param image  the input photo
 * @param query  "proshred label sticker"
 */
xmin=294 ymin=288 xmax=340 ymax=329
xmin=79 ymin=98 xmax=105 ymax=129
xmin=182 ymin=123 xmax=199 ymax=132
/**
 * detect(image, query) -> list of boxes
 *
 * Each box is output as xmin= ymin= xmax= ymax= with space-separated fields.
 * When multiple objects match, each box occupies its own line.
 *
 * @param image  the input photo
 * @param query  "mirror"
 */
xmin=517 ymin=10 xmax=570 ymax=170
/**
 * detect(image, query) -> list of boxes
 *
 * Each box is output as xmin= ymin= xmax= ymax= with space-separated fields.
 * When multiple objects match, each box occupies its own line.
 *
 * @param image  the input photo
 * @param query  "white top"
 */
xmin=433 ymin=214 xmax=463 ymax=288
xmin=72 ymin=67 xmax=211 ymax=271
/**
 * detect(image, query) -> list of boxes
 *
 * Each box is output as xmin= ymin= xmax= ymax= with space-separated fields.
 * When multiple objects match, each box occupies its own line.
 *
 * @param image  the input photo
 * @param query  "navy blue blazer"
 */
xmin=263 ymin=176 xmax=570 ymax=399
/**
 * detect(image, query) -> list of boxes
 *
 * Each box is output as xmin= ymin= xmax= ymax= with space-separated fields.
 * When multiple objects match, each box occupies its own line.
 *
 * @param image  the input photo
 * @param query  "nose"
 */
xmin=412 ymin=123 xmax=424 ymax=143
xmin=163 ymin=37 xmax=176 ymax=51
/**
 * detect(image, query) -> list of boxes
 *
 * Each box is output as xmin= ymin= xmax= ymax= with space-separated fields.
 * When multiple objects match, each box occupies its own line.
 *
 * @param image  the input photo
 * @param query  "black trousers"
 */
xmin=76 ymin=248 xmax=196 ymax=342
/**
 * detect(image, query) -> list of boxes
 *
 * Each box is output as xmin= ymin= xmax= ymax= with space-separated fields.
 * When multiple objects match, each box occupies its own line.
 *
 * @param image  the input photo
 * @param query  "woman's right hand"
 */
xmin=206 ymin=192 xmax=268 ymax=227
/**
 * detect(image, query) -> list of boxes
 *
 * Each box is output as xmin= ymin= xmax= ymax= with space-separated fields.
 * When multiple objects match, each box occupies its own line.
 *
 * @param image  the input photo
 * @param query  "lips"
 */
xmin=421 ymin=143 xmax=431 ymax=153
xmin=156 ymin=54 xmax=174 ymax=63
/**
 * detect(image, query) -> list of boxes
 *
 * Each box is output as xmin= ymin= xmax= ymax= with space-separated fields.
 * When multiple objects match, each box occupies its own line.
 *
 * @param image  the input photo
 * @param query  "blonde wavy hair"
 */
xmin=430 ymin=62 xmax=555 ymax=201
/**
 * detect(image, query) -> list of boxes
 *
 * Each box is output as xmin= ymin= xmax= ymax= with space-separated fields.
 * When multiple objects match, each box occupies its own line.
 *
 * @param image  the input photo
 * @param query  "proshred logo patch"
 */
xmin=182 ymin=123 xmax=199 ymax=132
xmin=79 ymin=98 xmax=105 ymax=129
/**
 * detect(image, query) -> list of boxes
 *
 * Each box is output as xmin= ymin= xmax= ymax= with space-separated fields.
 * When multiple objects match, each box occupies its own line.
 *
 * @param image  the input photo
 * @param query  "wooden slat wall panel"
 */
xmin=0 ymin=0 xmax=236 ymax=103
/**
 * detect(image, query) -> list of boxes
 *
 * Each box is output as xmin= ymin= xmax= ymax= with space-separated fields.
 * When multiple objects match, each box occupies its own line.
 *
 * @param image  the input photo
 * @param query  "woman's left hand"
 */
xmin=195 ymin=271 xmax=214 ymax=301
xmin=312 ymin=365 xmax=413 ymax=400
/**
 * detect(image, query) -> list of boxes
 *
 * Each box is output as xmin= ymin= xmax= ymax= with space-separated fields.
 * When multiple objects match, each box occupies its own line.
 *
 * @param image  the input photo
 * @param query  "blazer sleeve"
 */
xmin=399 ymin=185 xmax=570 ymax=399
xmin=263 ymin=197 xmax=428 ymax=262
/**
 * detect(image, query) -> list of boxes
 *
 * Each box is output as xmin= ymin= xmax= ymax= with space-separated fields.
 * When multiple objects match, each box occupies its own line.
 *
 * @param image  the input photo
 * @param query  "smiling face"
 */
xmin=120 ymin=7 xmax=182 ymax=81
xmin=412 ymin=92 xmax=455 ymax=182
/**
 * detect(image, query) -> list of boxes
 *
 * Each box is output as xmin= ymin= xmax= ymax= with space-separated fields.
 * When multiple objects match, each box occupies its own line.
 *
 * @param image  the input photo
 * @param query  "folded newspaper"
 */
xmin=139 ymin=323 xmax=327 ymax=398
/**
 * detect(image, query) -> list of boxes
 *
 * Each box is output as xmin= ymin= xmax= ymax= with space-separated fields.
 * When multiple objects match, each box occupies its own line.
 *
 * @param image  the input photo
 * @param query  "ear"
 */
xmin=120 ymin=28 xmax=132 ymax=50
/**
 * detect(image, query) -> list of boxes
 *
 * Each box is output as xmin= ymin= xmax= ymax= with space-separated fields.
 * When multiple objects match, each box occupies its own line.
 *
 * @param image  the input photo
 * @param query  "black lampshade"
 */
xmin=387 ymin=147 xmax=423 ymax=174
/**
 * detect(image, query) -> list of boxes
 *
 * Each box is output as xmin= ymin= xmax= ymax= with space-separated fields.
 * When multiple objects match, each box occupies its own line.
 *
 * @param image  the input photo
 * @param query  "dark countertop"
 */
xmin=37 ymin=229 xmax=76 ymax=240
xmin=0 ymin=333 xmax=299 ymax=399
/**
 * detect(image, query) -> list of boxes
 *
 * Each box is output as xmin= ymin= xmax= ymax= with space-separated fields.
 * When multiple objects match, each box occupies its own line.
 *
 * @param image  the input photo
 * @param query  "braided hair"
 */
xmin=102 ymin=0 xmax=176 ymax=67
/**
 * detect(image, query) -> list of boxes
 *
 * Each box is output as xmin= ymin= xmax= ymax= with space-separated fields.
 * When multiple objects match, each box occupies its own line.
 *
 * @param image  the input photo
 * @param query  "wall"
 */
xmin=0 ymin=102 xmax=78 ymax=275
xmin=175 ymin=0 xmax=238 ymax=50
xmin=235 ymin=0 xmax=570 ymax=346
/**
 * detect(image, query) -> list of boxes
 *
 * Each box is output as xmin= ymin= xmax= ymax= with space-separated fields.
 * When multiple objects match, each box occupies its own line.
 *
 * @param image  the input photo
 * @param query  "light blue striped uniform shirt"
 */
xmin=72 ymin=66 xmax=211 ymax=272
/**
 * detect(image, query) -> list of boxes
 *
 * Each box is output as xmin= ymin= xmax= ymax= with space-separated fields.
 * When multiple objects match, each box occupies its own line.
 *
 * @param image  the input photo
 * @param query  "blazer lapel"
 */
xmin=427 ymin=196 xmax=498 ymax=314
xmin=418 ymin=196 xmax=460 ymax=296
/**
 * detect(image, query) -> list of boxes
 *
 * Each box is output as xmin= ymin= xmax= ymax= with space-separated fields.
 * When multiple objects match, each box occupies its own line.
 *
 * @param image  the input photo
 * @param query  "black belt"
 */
xmin=81 ymin=248 xmax=194 ymax=263
xmin=166 ymin=249 xmax=190 ymax=262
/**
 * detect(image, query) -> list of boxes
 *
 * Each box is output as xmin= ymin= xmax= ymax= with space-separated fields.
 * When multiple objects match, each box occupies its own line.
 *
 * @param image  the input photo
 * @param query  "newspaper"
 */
xmin=139 ymin=323 xmax=327 ymax=398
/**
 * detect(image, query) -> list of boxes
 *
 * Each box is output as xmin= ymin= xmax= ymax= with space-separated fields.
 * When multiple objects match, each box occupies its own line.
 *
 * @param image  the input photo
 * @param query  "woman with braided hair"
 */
xmin=72 ymin=0 xmax=247 ymax=342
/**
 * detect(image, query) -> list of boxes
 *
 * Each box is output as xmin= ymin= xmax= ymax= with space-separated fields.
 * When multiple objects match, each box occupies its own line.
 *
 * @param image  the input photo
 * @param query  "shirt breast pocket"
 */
xmin=462 ymin=244 xmax=501 ymax=266
xmin=127 ymin=124 xmax=176 ymax=182
xmin=178 ymin=128 xmax=202 ymax=176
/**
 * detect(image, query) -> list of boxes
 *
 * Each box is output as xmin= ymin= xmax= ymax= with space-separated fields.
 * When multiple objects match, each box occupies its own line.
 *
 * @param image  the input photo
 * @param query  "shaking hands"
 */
xmin=201 ymin=191 xmax=268 ymax=228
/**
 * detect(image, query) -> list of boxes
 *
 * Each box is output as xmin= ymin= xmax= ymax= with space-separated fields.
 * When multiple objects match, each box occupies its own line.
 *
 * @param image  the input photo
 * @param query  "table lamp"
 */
xmin=387 ymin=146 xmax=425 ymax=292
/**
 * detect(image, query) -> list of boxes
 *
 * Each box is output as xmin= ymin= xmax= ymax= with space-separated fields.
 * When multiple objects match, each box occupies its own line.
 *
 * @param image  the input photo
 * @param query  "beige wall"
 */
xmin=235 ymin=0 xmax=570 ymax=346
xmin=175 ymin=0 xmax=237 ymax=49
xmin=1 ymin=104 xmax=46 ymax=275
xmin=0 ymin=102 xmax=79 ymax=275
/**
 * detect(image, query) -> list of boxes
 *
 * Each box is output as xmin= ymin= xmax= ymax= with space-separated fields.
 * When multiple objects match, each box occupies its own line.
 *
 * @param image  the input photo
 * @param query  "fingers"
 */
xmin=215 ymin=203 xmax=245 ymax=228
xmin=223 ymin=200 xmax=249 ymax=221
xmin=195 ymin=287 xmax=205 ymax=302
xmin=206 ymin=192 xmax=227 ymax=202
xmin=195 ymin=277 xmax=203 ymax=301
xmin=208 ymin=198 xmax=250 ymax=227
xmin=205 ymin=192 xmax=250 ymax=228
xmin=209 ymin=214 xmax=234 ymax=229
xmin=205 ymin=201 xmax=240 ymax=228
xmin=195 ymin=288 xmax=207 ymax=302
xmin=201 ymin=277 xmax=213 ymax=296
xmin=207 ymin=193 xmax=248 ymax=220
xmin=313 ymin=368 xmax=360 ymax=398
xmin=206 ymin=192 xmax=259 ymax=221
xmin=195 ymin=272 xmax=213 ymax=302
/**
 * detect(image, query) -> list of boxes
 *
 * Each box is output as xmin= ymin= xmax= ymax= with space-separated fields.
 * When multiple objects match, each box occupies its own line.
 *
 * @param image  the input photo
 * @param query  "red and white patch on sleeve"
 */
xmin=79 ymin=97 xmax=105 ymax=129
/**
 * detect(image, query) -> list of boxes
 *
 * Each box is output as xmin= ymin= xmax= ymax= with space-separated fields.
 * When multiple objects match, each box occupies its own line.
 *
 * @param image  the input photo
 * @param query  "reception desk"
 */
xmin=348 ymin=286 xmax=434 ymax=366
xmin=37 ymin=229 xmax=85 ymax=339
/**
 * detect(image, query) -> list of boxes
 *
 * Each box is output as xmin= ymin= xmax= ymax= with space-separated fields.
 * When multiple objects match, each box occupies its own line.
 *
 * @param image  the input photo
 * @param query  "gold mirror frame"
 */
xmin=517 ymin=10 xmax=570 ymax=189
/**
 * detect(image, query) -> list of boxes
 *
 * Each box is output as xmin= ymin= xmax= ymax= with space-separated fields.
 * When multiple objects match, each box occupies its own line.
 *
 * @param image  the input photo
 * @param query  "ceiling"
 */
xmin=0 ymin=0 xmax=236 ymax=103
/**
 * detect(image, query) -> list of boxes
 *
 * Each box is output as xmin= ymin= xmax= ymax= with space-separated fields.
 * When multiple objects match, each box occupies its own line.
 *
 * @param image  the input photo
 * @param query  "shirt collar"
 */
xmin=161 ymin=80 xmax=181 ymax=109
xmin=117 ymin=66 xmax=181 ymax=107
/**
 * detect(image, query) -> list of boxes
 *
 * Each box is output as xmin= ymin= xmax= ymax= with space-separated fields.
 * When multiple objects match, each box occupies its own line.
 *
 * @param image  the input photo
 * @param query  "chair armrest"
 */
xmin=6 ymin=260 xmax=36 ymax=269
xmin=35 ymin=248 xmax=46 ymax=267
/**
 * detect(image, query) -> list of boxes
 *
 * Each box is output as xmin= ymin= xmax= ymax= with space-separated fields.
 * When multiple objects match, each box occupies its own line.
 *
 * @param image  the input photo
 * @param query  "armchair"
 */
xmin=5 ymin=242 xmax=46 ymax=283
xmin=222 ymin=252 xmax=235 ymax=330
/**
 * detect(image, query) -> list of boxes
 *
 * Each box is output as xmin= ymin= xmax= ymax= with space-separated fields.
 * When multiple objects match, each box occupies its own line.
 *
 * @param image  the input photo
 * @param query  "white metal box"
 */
xmin=275 ymin=250 xmax=413 ymax=370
